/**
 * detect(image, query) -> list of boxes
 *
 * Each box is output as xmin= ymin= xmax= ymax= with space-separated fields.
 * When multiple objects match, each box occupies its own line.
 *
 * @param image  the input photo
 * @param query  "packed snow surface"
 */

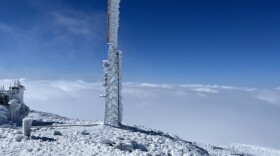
xmin=0 ymin=110 xmax=279 ymax=156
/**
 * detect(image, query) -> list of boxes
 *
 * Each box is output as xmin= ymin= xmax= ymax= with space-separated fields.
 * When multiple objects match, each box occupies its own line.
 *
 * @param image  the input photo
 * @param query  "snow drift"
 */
xmin=0 ymin=110 xmax=279 ymax=156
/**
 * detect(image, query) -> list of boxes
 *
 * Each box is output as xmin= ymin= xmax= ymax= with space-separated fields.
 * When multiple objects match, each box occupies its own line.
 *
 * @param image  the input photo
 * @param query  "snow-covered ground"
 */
xmin=0 ymin=110 xmax=279 ymax=156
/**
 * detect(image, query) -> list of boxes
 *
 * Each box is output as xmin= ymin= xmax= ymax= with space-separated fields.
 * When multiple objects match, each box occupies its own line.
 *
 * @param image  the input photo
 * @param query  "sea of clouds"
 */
xmin=1 ymin=79 xmax=280 ymax=149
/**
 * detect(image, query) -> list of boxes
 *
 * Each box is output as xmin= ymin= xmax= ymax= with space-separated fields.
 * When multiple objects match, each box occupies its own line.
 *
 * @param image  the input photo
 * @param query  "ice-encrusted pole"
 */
xmin=103 ymin=0 xmax=122 ymax=127
xmin=22 ymin=118 xmax=33 ymax=137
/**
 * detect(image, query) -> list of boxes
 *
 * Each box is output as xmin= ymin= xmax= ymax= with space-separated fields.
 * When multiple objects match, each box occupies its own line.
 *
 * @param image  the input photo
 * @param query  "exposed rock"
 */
xmin=14 ymin=135 xmax=24 ymax=142
xmin=54 ymin=130 xmax=62 ymax=136
xmin=81 ymin=130 xmax=90 ymax=135
xmin=100 ymin=139 xmax=115 ymax=146
xmin=117 ymin=143 xmax=134 ymax=153
xmin=0 ymin=105 xmax=10 ymax=125
xmin=130 ymin=141 xmax=148 ymax=152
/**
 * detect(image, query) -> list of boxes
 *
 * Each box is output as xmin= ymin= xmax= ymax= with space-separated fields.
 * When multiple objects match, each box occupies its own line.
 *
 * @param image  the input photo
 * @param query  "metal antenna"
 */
xmin=103 ymin=0 xmax=122 ymax=127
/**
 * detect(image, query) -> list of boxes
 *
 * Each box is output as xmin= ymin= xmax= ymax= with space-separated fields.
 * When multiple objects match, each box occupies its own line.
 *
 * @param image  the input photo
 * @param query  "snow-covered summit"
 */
xmin=0 ymin=110 xmax=279 ymax=156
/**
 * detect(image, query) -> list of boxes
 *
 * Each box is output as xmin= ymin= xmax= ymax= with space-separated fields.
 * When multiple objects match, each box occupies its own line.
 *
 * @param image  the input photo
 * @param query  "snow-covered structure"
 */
xmin=22 ymin=118 xmax=33 ymax=137
xmin=102 ymin=0 xmax=122 ymax=127
xmin=0 ymin=80 xmax=29 ymax=125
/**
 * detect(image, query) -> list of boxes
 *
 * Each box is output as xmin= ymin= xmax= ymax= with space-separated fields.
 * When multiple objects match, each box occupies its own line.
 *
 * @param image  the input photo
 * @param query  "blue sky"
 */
xmin=0 ymin=0 xmax=280 ymax=87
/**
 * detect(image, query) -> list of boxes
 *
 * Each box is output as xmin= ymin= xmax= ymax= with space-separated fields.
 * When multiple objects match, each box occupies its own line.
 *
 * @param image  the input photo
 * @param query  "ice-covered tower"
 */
xmin=103 ymin=0 xmax=122 ymax=127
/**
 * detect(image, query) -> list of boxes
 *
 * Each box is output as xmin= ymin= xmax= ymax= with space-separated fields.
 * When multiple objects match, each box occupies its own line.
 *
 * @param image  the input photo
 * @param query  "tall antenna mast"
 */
xmin=103 ymin=0 xmax=122 ymax=127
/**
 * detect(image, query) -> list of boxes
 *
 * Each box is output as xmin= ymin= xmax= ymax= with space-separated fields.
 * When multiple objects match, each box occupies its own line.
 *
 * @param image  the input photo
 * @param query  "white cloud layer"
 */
xmin=1 ymin=79 xmax=280 ymax=149
xmin=50 ymin=11 xmax=102 ymax=36
xmin=256 ymin=90 xmax=280 ymax=105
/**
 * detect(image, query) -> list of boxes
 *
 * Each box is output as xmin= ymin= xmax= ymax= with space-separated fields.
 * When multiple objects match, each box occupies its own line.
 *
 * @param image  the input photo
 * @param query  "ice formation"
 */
xmin=103 ymin=0 xmax=122 ymax=127
xmin=22 ymin=118 xmax=33 ymax=137
xmin=0 ymin=80 xmax=29 ymax=125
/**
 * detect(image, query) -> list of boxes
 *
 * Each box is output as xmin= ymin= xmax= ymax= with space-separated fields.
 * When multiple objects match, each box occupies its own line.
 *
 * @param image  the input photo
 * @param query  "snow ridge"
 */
xmin=1 ymin=110 xmax=280 ymax=156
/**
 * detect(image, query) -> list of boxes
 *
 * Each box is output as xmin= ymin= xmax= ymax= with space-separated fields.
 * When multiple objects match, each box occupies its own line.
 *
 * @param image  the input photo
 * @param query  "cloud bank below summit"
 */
xmin=1 ymin=79 xmax=280 ymax=149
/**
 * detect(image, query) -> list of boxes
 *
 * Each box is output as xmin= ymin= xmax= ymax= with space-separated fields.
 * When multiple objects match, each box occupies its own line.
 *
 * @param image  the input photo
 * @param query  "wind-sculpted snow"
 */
xmin=1 ymin=110 xmax=279 ymax=156
xmin=0 ymin=79 xmax=280 ymax=148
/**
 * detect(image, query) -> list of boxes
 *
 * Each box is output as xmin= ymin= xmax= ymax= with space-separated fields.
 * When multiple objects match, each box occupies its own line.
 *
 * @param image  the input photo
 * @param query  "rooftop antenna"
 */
xmin=103 ymin=0 xmax=122 ymax=127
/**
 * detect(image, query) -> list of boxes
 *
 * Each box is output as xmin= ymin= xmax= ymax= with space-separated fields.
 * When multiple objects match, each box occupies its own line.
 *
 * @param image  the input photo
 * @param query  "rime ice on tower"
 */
xmin=102 ymin=0 xmax=122 ymax=127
